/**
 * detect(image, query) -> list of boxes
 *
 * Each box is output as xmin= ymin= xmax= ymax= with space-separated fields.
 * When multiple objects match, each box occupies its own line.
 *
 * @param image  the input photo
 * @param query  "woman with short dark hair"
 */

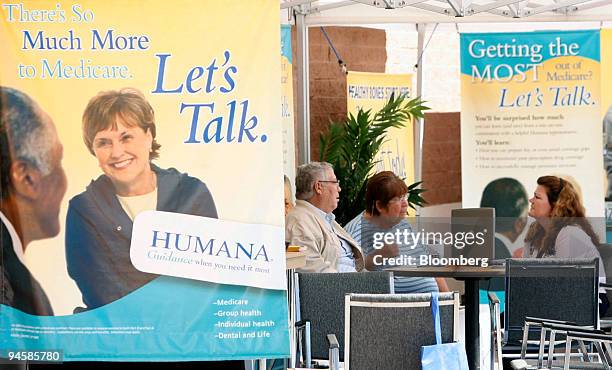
xmin=66 ymin=88 xmax=218 ymax=310
xmin=345 ymin=171 xmax=447 ymax=293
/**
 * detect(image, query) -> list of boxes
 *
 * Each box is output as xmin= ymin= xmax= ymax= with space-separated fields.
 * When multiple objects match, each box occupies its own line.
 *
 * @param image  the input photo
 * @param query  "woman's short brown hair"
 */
xmin=365 ymin=171 xmax=408 ymax=216
xmin=82 ymin=88 xmax=161 ymax=159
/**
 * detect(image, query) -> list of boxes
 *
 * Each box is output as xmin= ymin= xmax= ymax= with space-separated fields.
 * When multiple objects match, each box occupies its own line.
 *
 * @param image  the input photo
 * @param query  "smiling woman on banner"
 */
xmin=523 ymin=175 xmax=608 ymax=314
xmin=65 ymin=88 xmax=218 ymax=311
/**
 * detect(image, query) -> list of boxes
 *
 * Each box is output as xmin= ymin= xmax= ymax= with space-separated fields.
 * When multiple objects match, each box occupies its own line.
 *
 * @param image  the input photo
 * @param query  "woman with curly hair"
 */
xmin=525 ymin=175 xmax=608 ymax=313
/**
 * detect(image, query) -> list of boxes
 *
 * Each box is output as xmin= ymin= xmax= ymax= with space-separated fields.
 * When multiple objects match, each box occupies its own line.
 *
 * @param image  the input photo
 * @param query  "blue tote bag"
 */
xmin=421 ymin=293 xmax=469 ymax=370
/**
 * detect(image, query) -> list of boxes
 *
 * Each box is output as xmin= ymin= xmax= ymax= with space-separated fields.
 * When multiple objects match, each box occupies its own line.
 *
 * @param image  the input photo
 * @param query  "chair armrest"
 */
xmin=488 ymin=292 xmax=504 ymax=369
xmin=295 ymin=320 xmax=308 ymax=330
xmin=326 ymin=334 xmax=339 ymax=349
xmin=567 ymin=330 xmax=612 ymax=341
xmin=326 ymin=334 xmax=340 ymax=370
xmin=524 ymin=317 xmax=577 ymax=326
xmin=295 ymin=320 xmax=312 ymax=368
xmin=488 ymin=292 xmax=500 ymax=304
xmin=542 ymin=322 xmax=601 ymax=335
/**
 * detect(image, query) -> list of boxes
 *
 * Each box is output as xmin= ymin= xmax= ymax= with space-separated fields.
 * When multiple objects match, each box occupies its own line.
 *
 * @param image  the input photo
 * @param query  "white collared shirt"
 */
xmin=0 ymin=210 xmax=26 ymax=265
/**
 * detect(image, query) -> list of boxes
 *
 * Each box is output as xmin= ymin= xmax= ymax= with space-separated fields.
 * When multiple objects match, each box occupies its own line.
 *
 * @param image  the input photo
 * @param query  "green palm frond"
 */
xmin=319 ymin=93 xmax=430 ymax=225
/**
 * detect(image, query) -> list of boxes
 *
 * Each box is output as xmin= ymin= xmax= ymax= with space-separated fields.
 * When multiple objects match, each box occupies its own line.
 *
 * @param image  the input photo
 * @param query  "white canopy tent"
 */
xmin=280 ymin=2 xmax=612 ymax=368
xmin=281 ymin=0 xmax=612 ymax=180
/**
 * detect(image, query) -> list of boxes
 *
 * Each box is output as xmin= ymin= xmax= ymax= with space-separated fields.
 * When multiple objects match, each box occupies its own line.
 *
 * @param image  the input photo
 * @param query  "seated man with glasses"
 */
xmin=285 ymin=162 xmax=365 ymax=273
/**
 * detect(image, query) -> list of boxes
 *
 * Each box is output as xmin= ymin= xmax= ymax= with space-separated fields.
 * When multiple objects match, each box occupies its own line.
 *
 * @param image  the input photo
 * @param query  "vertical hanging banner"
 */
xmin=0 ymin=0 xmax=289 ymax=362
xmin=603 ymin=29 xmax=612 ymax=118
xmin=602 ymin=29 xmax=612 ymax=240
xmin=346 ymin=71 xmax=414 ymax=185
xmin=281 ymin=24 xmax=296 ymax=181
xmin=460 ymin=30 xmax=604 ymax=220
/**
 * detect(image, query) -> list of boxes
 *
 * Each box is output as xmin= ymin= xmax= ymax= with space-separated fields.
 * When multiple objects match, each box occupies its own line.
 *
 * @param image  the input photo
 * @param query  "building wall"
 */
xmin=384 ymin=23 xmax=461 ymax=113
xmin=294 ymin=25 xmax=462 ymax=205
xmin=293 ymin=26 xmax=387 ymax=161
xmin=421 ymin=112 xmax=462 ymax=205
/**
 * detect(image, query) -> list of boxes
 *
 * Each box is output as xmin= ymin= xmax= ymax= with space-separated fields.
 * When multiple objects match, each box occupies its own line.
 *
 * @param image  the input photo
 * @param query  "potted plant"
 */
xmin=319 ymin=93 xmax=429 ymax=225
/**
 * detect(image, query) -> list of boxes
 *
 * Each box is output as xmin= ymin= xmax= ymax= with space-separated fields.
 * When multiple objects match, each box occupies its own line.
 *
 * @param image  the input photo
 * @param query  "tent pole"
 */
xmin=415 ymin=23 xmax=426 ymax=211
xmin=295 ymin=10 xmax=311 ymax=165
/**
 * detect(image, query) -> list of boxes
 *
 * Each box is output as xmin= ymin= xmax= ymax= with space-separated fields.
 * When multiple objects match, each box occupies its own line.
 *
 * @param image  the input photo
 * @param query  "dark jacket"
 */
xmin=65 ymin=165 xmax=217 ymax=310
xmin=0 ymin=221 xmax=54 ymax=315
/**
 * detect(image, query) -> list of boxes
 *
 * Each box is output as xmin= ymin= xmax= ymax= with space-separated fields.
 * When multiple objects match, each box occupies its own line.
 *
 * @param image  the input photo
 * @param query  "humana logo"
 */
xmin=149 ymin=230 xmax=270 ymax=262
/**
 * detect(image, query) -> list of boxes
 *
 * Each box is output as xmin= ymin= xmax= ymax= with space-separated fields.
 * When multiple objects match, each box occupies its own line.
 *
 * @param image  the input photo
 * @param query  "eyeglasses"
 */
xmin=390 ymin=194 xmax=408 ymax=203
xmin=319 ymin=180 xmax=340 ymax=186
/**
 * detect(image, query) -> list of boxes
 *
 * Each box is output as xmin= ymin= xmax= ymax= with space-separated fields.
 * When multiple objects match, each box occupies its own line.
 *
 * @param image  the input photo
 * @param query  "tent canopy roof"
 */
xmin=282 ymin=0 xmax=612 ymax=24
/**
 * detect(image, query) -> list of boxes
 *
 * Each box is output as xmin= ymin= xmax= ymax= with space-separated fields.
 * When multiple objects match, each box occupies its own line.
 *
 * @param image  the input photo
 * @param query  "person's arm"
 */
xmin=512 ymin=247 xmax=524 ymax=258
xmin=554 ymin=226 xmax=585 ymax=258
xmin=181 ymin=177 xmax=218 ymax=218
xmin=364 ymin=243 xmax=400 ymax=271
xmin=65 ymin=202 xmax=110 ymax=310
xmin=435 ymin=277 xmax=450 ymax=292
xmin=286 ymin=216 xmax=337 ymax=273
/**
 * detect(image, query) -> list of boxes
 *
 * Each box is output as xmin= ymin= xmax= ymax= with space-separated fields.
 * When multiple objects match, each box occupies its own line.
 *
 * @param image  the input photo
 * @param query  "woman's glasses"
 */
xmin=389 ymin=194 xmax=408 ymax=203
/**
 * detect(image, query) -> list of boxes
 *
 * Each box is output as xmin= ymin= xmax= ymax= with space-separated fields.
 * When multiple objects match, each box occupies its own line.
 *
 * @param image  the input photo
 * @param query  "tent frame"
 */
xmin=285 ymin=0 xmax=611 ymax=170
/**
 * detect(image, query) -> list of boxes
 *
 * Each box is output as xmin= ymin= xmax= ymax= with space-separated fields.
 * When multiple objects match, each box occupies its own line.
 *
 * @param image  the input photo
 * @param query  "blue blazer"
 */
xmin=65 ymin=165 xmax=217 ymax=310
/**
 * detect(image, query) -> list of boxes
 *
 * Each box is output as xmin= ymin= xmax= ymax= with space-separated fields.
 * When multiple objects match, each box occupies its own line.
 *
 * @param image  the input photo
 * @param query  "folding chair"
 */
xmin=490 ymin=258 xmax=599 ymax=368
xmin=294 ymin=271 xmax=393 ymax=368
xmin=344 ymin=292 xmax=460 ymax=370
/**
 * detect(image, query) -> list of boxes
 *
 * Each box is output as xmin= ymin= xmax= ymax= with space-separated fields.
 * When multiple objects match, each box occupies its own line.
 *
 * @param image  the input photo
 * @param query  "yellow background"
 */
xmin=281 ymin=46 xmax=295 ymax=182
xmin=346 ymin=71 xmax=415 ymax=186
xmin=603 ymin=29 xmax=612 ymax=118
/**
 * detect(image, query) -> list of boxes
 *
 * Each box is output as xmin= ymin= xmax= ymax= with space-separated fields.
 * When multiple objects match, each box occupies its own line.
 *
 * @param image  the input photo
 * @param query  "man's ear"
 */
xmin=9 ymin=160 xmax=41 ymax=200
xmin=314 ymin=181 xmax=323 ymax=195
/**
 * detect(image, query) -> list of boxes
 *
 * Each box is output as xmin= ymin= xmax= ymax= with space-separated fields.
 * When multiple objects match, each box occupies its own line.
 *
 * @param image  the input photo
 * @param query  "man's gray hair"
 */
xmin=1 ymin=87 xmax=55 ymax=178
xmin=295 ymin=162 xmax=333 ymax=200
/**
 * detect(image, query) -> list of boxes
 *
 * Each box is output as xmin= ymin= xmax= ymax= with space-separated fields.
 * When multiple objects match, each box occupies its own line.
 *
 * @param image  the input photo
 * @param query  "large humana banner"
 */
xmin=0 ymin=0 xmax=289 ymax=362
xmin=460 ymin=30 xmax=604 ymax=219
